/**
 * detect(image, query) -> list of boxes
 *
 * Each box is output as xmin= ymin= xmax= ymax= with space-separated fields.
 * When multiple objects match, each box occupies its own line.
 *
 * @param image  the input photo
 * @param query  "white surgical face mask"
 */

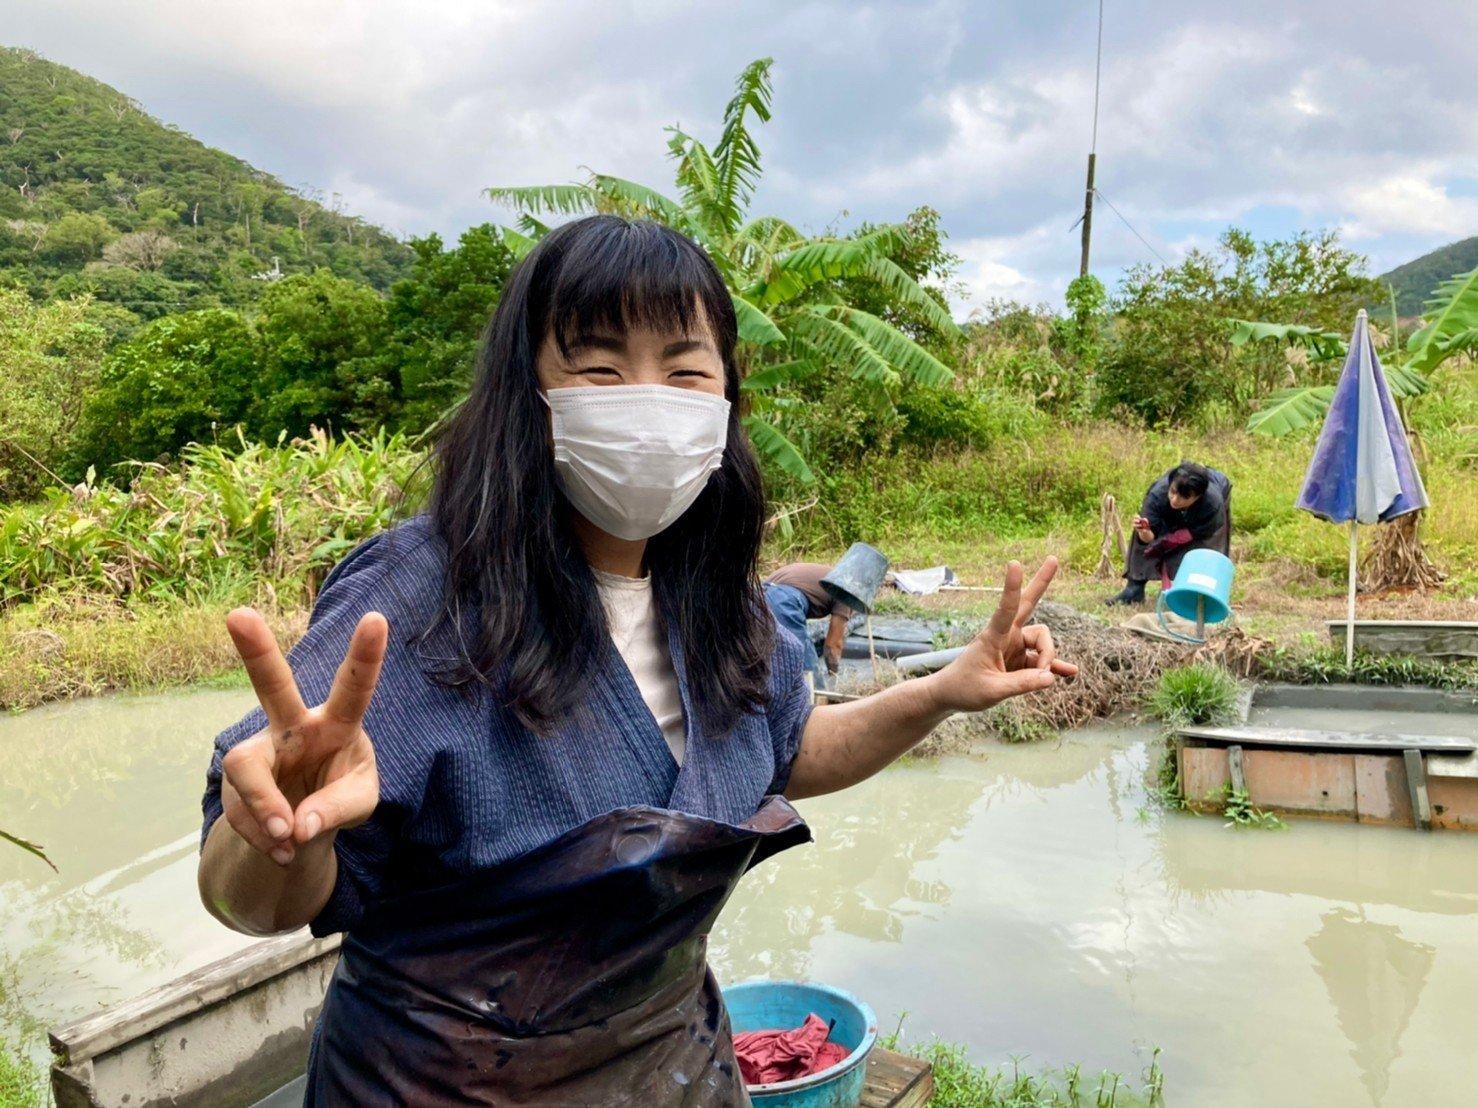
xmin=543 ymin=384 xmax=730 ymax=541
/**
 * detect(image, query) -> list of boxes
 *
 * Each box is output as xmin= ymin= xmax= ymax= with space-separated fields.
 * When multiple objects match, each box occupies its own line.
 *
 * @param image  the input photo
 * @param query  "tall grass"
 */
xmin=883 ymin=1034 xmax=1166 ymax=1107
xmin=0 ymin=428 xmax=423 ymax=610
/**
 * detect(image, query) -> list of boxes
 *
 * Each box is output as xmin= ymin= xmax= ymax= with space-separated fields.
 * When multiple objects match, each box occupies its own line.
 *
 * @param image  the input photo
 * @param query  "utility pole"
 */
xmin=1080 ymin=0 xmax=1105 ymax=278
xmin=1079 ymin=153 xmax=1096 ymax=277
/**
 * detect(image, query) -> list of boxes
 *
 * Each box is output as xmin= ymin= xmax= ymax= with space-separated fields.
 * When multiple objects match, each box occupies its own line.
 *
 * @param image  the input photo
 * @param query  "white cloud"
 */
xmin=7 ymin=0 xmax=1476 ymax=292
xmin=1338 ymin=173 xmax=1478 ymax=240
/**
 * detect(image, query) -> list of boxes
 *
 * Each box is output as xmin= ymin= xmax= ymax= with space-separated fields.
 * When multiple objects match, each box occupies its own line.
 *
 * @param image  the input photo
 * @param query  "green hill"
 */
xmin=0 ymin=46 xmax=412 ymax=318
xmin=1378 ymin=236 xmax=1478 ymax=317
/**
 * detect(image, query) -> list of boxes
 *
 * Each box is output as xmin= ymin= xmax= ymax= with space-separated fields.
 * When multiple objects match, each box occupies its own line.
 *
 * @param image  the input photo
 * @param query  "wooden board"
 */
xmin=1179 ymin=725 xmax=1474 ymax=754
xmin=862 ymin=1048 xmax=934 ymax=1108
xmin=49 ymin=932 xmax=340 ymax=1063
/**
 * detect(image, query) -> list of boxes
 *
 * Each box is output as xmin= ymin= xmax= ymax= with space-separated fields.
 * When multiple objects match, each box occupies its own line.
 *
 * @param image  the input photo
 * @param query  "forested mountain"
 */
xmin=1378 ymin=235 xmax=1478 ymax=316
xmin=0 ymin=45 xmax=412 ymax=317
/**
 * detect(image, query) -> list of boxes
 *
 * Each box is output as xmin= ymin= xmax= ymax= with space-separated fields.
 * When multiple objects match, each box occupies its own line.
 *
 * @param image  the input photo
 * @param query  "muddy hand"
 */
xmin=219 ymin=608 xmax=386 ymax=867
xmin=927 ymin=558 xmax=1079 ymax=713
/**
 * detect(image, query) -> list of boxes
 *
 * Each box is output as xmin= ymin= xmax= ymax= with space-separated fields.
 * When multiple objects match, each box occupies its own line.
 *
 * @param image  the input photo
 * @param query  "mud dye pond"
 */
xmin=3 ymin=687 xmax=1476 ymax=1104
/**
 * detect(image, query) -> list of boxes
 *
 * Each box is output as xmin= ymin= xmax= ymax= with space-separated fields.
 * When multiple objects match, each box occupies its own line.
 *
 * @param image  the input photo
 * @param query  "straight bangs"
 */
xmin=533 ymin=219 xmax=739 ymax=390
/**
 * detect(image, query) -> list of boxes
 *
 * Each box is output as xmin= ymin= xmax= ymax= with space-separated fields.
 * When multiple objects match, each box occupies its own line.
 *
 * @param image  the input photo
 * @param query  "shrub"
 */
xmin=71 ymin=308 xmax=258 ymax=474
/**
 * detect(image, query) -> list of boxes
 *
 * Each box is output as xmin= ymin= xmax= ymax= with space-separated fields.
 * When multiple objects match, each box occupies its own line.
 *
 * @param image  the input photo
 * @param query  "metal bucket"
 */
xmin=723 ymin=980 xmax=877 ymax=1107
xmin=820 ymin=544 xmax=889 ymax=615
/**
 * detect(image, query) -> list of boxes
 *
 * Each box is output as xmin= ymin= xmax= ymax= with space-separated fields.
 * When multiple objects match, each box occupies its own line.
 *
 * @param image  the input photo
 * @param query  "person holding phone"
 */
xmin=196 ymin=215 xmax=1076 ymax=1106
xmin=1108 ymin=461 xmax=1232 ymax=606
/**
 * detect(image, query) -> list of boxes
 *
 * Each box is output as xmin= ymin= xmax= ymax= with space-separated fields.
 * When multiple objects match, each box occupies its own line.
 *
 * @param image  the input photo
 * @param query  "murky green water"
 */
xmin=3 ymin=692 xmax=1477 ymax=1105
xmin=0 ymin=689 xmax=260 ymax=1045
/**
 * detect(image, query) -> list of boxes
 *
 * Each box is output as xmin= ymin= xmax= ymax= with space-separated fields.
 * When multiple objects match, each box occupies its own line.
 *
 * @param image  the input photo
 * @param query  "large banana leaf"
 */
xmin=740 ymin=359 xmax=819 ymax=392
xmin=499 ymin=226 xmax=540 ymax=262
xmin=731 ymin=294 xmax=785 ymax=346
xmin=484 ymin=183 xmax=598 ymax=216
xmin=1406 ymin=265 xmax=1478 ymax=374
xmin=1228 ymin=319 xmax=1345 ymax=362
xmin=858 ymin=255 xmax=961 ymax=337
xmin=735 ymin=215 xmax=805 ymax=255
xmin=742 ymin=413 xmax=813 ymax=483
xmin=790 ymin=308 xmax=896 ymax=385
xmin=516 ymin=214 xmax=552 ymax=238
xmin=749 ymin=225 xmax=915 ymax=307
xmin=1245 ymin=360 xmax=1427 ymax=437
xmin=712 ymin=59 xmax=773 ymax=236
xmin=1385 ymin=363 xmax=1431 ymax=398
xmin=824 ymin=306 xmax=953 ymax=387
xmin=589 ymin=175 xmax=690 ymax=228
xmin=666 ymin=128 xmax=725 ymax=235
xmin=1246 ymin=385 xmax=1336 ymax=436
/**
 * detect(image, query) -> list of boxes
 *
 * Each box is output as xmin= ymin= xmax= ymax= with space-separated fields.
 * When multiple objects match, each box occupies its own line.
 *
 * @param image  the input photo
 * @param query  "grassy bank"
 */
xmin=0 ymin=599 xmax=291 ymax=712
xmin=883 ymin=1032 xmax=1166 ymax=1107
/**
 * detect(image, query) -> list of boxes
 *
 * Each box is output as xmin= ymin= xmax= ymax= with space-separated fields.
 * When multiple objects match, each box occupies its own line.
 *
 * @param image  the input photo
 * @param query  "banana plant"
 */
xmin=485 ymin=58 xmax=960 ymax=482
xmin=1405 ymin=265 xmax=1478 ymax=374
xmin=1239 ymin=265 xmax=1478 ymax=435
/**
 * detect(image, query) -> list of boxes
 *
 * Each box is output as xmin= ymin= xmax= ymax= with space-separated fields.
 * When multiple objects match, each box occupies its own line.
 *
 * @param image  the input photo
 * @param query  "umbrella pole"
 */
xmin=1346 ymin=522 xmax=1358 ymax=666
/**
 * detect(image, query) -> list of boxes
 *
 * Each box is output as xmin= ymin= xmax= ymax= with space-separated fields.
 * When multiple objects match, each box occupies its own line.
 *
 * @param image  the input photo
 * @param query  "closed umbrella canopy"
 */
xmin=1296 ymin=309 xmax=1428 ymax=524
xmin=1295 ymin=309 xmax=1428 ymax=662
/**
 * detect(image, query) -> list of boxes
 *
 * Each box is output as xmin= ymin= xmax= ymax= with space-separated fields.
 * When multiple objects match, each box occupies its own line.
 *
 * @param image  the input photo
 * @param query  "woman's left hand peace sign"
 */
xmin=928 ymin=557 xmax=1079 ymax=713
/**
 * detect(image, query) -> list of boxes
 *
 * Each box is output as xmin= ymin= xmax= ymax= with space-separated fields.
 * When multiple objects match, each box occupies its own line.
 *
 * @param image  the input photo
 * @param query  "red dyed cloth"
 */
xmin=734 ymin=1013 xmax=850 ymax=1085
xmin=1146 ymin=528 xmax=1194 ymax=588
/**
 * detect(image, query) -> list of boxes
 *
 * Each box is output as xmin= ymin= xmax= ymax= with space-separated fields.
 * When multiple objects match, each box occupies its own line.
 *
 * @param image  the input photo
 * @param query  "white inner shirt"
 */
xmin=594 ymin=569 xmax=687 ymax=765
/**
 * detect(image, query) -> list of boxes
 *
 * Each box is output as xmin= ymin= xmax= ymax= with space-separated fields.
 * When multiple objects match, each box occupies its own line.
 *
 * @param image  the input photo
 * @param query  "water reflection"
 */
xmin=1306 ymin=908 xmax=1435 ymax=1107
xmin=716 ymin=729 xmax=1478 ymax=1104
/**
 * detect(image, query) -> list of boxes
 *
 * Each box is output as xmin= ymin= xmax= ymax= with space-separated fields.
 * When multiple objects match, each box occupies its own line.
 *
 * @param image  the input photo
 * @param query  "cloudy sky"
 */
xmin=11 ymin=0 xmax=1476 ymax=313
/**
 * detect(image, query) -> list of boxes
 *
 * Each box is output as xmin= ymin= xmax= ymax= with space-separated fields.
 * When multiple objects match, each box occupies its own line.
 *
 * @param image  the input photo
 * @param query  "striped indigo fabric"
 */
xmin=199 ymin=515 xmax=812 ymax=937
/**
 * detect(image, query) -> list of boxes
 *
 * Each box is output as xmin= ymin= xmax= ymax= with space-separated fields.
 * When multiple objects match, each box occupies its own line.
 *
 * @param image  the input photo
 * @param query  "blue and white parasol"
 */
xmin=1295 ymin=309 xmax=1428 ymax=662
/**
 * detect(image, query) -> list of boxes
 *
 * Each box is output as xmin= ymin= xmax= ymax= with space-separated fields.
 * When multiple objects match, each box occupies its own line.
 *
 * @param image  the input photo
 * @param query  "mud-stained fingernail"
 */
xmin=270 ymin=846 xmax=293 ymax=865
xmin=266 ymin=816 xmax=290 ymax=839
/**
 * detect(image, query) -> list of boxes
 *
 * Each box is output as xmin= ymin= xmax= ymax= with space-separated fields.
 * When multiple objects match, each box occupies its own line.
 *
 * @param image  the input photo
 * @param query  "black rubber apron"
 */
xmin=305 ymin=796 xmax=810 ymax=1106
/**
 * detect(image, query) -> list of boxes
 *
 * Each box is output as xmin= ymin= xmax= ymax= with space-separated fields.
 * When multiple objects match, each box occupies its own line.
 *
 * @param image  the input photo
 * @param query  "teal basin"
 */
xmin=723 ymin=979 xmax=878 ymax=1107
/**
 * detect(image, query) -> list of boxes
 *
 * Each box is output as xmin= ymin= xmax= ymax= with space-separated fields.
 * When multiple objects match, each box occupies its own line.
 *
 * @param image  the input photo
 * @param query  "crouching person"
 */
xmin=1109 ymin=462 xmax=1232 ymax=606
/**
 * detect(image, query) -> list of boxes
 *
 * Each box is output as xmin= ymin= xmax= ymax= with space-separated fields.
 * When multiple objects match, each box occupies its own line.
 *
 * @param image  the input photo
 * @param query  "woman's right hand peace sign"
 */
xmin=219 ymin=607 xmax=387 ymax=867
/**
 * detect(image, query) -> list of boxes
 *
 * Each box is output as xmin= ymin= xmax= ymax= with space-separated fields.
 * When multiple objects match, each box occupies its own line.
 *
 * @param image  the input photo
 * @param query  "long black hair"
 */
xmin=425 ymin=215 xmax=774 ymax=733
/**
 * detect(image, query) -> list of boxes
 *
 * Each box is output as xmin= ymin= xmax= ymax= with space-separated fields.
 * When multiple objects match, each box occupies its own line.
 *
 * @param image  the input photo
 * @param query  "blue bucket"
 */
xmin=723 ymin=980 xmax=878 ymax=1107
xmin=1157 ymin=548 xmax=1234 ymax=643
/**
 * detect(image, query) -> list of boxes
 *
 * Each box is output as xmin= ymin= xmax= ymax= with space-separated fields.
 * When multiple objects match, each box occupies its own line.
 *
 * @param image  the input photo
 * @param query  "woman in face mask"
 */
xmin=196 ymin=215 xmax=1077 ymax=1106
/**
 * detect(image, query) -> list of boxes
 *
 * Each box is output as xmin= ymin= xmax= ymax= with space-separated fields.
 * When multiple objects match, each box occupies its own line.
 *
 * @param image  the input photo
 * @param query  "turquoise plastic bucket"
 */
xmin=1157 ymin=548 xmax=1234 ymax=643
xmin=723 ymin=980 xmax=877 ymax=1107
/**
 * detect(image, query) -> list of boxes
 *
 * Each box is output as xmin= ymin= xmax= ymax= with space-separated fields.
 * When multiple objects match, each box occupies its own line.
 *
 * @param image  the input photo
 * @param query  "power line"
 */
xmin=1090 ymin=0 xmax=1105 ymax=155
xmin=1092 ymin=186 xmax=1169 ymax=266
